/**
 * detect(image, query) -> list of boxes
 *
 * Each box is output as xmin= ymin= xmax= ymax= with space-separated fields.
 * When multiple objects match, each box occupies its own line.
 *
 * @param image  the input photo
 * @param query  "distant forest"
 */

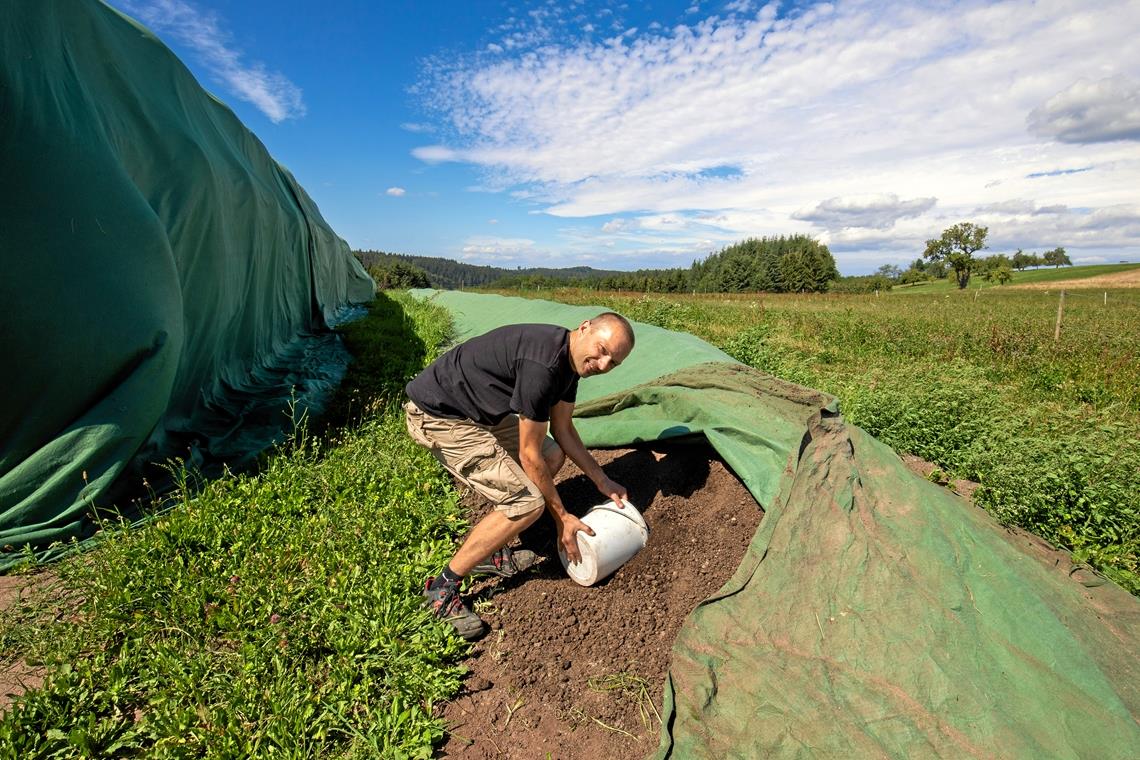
xmin=355 ymin=234 xmax=841 ymax=294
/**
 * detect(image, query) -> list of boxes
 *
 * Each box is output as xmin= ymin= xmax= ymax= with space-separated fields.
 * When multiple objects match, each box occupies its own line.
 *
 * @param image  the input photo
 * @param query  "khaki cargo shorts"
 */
xmin=404 ymin=401 xmax=560 ymax=517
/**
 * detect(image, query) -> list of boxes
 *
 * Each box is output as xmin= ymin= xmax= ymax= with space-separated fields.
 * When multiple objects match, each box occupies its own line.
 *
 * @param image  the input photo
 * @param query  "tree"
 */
xmin=875 ymin=264 xmax=902 ymax=280
xmin=367 ymin=261 xmax=431 ymax=289
xmin=923 ymin=222 xmax=989 ymax=289
xmin=1042 ymin=247 xmax=1071 ymax=268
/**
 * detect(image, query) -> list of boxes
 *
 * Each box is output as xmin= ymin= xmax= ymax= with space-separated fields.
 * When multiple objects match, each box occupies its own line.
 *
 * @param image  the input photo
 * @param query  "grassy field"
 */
xmin=500 ymin=283 xmax=1140 ymax=593
xmin=896 ymin=262 xmax=1140 ymax=292
xmin=0 ymin=293 xmax=470 ymax=757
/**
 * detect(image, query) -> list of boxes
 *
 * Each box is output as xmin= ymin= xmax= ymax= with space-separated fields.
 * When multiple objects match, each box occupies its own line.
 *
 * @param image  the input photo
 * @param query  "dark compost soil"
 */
xmin=437 ymin=442 xmax=764 ymax=759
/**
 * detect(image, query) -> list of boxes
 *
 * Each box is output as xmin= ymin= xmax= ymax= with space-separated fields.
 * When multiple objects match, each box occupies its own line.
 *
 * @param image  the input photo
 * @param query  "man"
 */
xmin=404 ymin=312 xmax=635 ymax=639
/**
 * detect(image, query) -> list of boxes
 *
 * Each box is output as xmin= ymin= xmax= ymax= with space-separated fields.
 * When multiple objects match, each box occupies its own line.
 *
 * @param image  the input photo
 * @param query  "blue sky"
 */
xmin=110 ymin=1 xmax=1140 ymax=274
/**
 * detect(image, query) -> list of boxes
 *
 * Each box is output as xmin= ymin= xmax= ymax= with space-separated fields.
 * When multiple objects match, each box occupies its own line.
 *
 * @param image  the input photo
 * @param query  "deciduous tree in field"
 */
xmin=1042 ymin=247 xmax=1071 ymax=267
xmin=923 ymin=222 xmax=989 ymax=289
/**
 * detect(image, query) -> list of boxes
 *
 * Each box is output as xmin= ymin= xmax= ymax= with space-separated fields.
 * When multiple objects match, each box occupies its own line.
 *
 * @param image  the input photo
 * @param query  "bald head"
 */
xmin=569 ymin=312 xmax=635 ymax=377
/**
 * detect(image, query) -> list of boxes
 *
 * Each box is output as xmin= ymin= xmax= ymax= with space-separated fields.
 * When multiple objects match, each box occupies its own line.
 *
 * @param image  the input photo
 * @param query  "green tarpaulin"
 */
xmin=415 ymin=290 xmax=1140 ymax=759
xmin=0 ymin=1 xmax=373 ymax=565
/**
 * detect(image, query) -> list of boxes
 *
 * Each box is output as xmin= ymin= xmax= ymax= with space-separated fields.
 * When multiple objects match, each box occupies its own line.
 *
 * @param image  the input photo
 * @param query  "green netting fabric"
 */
xmin=416 ymin=290 xmax=1140 ymax=759
xmin=0 ymin=1 xmax=374 ymax=565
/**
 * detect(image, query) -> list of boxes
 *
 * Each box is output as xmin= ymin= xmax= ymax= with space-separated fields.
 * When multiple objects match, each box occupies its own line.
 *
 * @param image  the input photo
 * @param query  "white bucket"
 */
xmin=557 ymin=499 xmax=650 ymax=587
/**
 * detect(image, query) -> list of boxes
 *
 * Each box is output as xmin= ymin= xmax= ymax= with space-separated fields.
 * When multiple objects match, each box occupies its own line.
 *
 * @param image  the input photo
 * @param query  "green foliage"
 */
xmin=830 ymin=274 xmax=895 ymax=293
xmin=367 ymin=261 xmax=431 ymax=289
xmin=1042 ymin=246 xmax=1072 ymax=268
xmin=690 ymin=235 xmax=838 ymax=293
xmin=924 ymin=222 xmax=989 ymax=289
xmin=0 ymin=295 xmax=472 ymax=757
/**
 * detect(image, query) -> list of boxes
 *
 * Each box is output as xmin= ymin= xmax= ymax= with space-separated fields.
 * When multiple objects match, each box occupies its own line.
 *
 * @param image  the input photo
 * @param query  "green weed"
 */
xmin=0 ymin=292 xmax=472 ymax=757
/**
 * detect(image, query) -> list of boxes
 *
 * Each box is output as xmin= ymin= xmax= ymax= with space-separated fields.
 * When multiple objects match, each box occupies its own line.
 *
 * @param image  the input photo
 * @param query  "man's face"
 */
xmin=571 ymin=320 xmax=632 ymax=377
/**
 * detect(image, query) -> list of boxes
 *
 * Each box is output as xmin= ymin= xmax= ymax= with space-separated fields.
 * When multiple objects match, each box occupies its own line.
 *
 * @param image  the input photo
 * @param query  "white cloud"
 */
xmin=400 ymin=122 xmax=435 ymax=133
xmin=459 ymin=236 xmax=537 ymax=263
xmin=415 ymin=0 xmax=1140 ymax=269
xmin=386 ymin=187 xmax=406 ymax=197
xmin=794 ymin=194 xmax=937 ymax=231
xmin=115 ymin=0 xmax=305 ymax=123
xmin=411 ymin=145 xmax=462 ymax=163
xmin=1028 ymin=76 xmax=1140 ymax=144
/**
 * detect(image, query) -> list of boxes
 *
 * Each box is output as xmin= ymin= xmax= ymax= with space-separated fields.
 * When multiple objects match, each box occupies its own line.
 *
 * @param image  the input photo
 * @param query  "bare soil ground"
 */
xmin=0 ymin=572 xmax=53 ymax=713
xmin=438 ymin=443 xmax=762 ymax=759
xmin=1010 ymin=267 xmax=1140 ymax=290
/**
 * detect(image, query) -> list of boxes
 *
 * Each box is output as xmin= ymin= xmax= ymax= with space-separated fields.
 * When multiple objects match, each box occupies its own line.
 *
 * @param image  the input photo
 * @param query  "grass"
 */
xmin=895 ymin=262 xmax=1140 ymax=293
xmin=495 ymin=284 xmax=1140 ymax=594
xmin=0 ymin=292 xmax=471 ymax=758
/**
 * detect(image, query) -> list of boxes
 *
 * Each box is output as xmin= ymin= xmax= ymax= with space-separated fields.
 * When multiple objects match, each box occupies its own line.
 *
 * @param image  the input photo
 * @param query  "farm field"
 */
xmin=495 ymin=282 xmax=1140 ymax=594
xmin=895 ymin=261 xmax=1140 ymax=293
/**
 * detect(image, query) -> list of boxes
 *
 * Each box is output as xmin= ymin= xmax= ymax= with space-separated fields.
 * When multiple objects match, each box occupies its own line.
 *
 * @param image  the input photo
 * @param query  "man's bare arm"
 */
xmin=549 ymin=401 xmax=628 ymax=507
xmin=518 ymin=415 xmax=594 ymax=564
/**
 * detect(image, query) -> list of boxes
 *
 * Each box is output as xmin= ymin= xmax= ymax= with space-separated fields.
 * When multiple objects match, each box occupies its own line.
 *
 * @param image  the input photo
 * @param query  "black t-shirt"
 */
xmin=406 ymin=323 xmax=579 ymax=425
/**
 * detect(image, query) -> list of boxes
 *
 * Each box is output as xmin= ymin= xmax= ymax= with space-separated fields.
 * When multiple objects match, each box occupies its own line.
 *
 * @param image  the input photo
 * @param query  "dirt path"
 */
xmin=438 ymin=443 xmax=762 ymax=759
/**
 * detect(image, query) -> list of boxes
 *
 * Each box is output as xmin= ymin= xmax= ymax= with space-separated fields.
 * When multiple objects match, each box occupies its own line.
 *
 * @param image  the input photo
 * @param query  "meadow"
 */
xmin=498 ymin=282 xmax=1140 ymax=593
xmin=0 ymin=293 xmax=470 ymax=758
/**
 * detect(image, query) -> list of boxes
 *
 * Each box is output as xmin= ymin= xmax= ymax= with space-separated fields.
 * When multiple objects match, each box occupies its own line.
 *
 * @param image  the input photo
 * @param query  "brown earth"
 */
xmin=0 ymin=572 xmax=54 ymax=713
xmin=437 ymin=443 xmax=763 ymax=760
xmin=1009 ymin=266 xmax=1140 ymax=290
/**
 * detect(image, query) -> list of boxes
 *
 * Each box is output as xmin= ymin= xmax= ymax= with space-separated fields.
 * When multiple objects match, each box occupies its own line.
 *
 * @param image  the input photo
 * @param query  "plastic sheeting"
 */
xmin=0 ymin=1 xmax=373 ymax=565
xmin=415 ymin=290 xmax=1140 ymax=759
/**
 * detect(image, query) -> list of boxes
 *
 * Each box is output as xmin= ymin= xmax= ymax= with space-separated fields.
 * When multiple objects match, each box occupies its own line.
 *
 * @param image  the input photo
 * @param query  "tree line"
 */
xmin=355 ymin=224 xmax=1071 ymax=295
xmin=357 ymin=235 xmax=840 ymax=294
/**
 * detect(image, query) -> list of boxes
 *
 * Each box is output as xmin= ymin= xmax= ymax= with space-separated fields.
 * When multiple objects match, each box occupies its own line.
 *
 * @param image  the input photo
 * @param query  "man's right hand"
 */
xmin=556 ymin=513 xmax=595 ymax=565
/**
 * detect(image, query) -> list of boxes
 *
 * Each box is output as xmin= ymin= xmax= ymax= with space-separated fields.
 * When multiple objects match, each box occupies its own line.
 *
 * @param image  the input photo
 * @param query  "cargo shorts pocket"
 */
xmin=456 ymin=442 xmax=530 ymax=506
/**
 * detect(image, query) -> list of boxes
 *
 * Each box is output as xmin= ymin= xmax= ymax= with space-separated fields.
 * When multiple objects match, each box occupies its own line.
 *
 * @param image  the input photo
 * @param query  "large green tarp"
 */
xmin=416 ymin=291 xmax=1140 ymax=759
xmin=0 ymin=1 xmax=374 ymax=564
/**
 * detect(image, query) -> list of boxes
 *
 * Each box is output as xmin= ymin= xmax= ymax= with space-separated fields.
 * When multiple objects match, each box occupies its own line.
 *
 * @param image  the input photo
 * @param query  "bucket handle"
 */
xmin=588 ymin=500 xmax=650 ymax=536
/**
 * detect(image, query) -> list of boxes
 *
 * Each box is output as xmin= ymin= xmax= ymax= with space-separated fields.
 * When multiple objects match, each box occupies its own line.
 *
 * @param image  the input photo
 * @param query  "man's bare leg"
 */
xmin=449 ymin=508 xmax=543 ymax=575
xmin=448 ymin=441 xmax=564 ymax=575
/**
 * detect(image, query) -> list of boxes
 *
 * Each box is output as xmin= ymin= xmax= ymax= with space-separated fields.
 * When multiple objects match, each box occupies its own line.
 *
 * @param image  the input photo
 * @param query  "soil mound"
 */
xmin=439 ymin=443 xmax=762 ymax=759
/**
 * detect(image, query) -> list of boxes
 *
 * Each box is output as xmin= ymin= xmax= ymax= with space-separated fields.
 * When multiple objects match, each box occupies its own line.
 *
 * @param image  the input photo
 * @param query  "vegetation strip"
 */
xmin=0 ymin=293 xmax=470 ymax=757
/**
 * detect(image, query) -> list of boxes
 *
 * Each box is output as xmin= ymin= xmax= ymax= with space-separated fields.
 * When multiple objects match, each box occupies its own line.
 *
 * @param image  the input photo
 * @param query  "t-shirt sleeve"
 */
xmin=511 ymin=360 xmax=560 ymax=422
xmin=561 ymin=374 xmax=579 ymax=404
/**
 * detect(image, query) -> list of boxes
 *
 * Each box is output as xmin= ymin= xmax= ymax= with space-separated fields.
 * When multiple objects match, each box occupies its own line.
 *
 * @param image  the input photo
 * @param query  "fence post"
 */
xmin=1054 ymin=290 xmax=1065 ymax=342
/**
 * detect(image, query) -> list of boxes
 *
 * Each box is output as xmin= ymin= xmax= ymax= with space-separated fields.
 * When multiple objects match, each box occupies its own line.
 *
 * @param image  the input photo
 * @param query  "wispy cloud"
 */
xmin=115 ymin=0 xmax=305 ymax=123
xmin=460 ymin=236 xmax=537 ymax=263
xmin=1028 ymin=76 xmax=1140 ymax=144
xmin=385 ymin=187 xmax=407 ymax=197
xmin=416 ymin=0 xmax=1140 ymax=267
xmin=794 ymin=194 xmax=937 ymax=231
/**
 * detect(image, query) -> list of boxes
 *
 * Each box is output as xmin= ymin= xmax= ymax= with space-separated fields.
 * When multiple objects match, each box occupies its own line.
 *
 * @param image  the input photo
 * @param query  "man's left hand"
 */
xmin=597 ymin=476 xmax=628 ymax=508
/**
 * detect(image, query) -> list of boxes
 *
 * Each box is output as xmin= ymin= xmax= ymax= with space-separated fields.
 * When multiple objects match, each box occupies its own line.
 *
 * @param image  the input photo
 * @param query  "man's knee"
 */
xmin=498 ymin=495 xmax=545 ymax=526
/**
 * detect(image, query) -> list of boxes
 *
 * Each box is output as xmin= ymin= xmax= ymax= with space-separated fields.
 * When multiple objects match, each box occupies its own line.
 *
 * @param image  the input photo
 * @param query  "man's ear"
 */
xmin=578 ymin=319 xmax=591 ymax=333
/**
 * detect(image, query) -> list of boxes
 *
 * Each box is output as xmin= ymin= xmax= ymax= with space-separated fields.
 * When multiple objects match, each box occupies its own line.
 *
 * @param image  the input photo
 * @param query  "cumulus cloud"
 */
xmin=115 ymin=0 xmax=305 ymax=122
xmin=413 ymin=0 xmax=1140 ymax=269
xmin=385 ymin=187 xmax=406 ymax=197
xmin=460 ymin=236 xmax=536 ymax=263
xmin=794 ymin=194 xmax=937 ymax=231
xmin=1028 ymin=76 xmax=1140 ymax=143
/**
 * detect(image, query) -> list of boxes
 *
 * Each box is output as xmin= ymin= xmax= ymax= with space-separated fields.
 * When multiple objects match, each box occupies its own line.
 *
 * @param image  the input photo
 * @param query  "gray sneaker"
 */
xmin=471 ymin=547 xmax=539 ymax=578
xmin=423 ymin=578 xmax=485 ymax=640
